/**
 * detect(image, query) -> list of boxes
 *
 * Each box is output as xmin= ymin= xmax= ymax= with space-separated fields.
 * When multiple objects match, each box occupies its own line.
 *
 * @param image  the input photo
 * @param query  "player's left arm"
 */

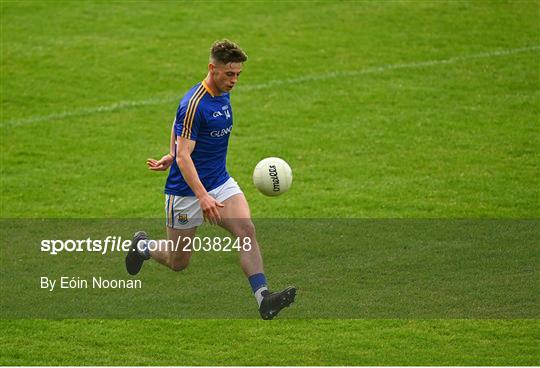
xmin=147 ymin=119 xmax=176 ymax=171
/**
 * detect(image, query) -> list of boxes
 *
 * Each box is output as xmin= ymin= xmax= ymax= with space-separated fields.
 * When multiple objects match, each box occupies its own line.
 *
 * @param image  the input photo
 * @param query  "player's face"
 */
xmin=211 ymin=62 xmax=243 ymax=93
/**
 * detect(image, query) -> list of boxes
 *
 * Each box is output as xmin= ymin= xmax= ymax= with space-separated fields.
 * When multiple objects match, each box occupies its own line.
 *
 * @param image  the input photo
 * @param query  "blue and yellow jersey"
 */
xmin=165 ymin=80 xmax=233 ymax=196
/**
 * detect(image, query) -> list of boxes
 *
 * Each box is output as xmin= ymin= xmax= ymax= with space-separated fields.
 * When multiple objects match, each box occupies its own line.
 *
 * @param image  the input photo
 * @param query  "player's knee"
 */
xmin=234 ymin=220 xmax=256 ymax=239
xmin=170 ymin=258 xmax=190 ymax=272
xmin=171 ymin=262 xmax=188 ymax=272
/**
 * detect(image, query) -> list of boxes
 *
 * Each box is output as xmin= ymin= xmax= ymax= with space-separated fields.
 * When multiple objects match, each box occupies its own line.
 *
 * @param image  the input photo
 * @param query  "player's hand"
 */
xmin=147 ymin=154 xmax=174 ymax=171
xmin=198 ymin=194 xmax=224 ymax=225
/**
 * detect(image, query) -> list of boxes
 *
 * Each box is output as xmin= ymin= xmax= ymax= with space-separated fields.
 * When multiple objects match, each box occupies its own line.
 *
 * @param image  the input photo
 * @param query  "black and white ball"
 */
xmin=252 ymin=157 xmax=293 ymax=196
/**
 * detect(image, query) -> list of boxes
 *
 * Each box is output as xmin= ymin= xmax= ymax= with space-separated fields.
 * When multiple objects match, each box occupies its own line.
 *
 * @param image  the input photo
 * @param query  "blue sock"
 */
xmin=248 ymin=273 xmax=268 ymax=307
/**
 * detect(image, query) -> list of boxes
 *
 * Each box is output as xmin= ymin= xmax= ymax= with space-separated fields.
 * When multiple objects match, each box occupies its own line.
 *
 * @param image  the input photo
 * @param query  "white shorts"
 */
xmin=165 ymin=177 xmax=243 ymax=229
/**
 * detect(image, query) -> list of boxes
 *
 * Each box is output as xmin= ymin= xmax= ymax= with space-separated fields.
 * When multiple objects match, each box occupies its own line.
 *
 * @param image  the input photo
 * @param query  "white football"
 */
xmin=252 ymin=157 xmax=293 ymax=196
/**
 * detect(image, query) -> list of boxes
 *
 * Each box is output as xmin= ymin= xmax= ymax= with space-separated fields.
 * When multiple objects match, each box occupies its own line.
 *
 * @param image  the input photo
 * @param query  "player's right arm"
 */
xmin=147 ymin=120 xmax=175 ymax=171
xmin=176 ymin=136 xmax=224 ymax=224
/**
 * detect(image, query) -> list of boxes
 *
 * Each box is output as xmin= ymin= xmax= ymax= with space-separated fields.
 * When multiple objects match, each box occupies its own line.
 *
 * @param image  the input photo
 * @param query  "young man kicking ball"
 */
xmin=125 ymin=39 xmax=296 ymax=320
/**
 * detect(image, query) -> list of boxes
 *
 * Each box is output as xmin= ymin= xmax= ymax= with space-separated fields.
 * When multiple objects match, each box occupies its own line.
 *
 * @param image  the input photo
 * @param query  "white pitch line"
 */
xmin=3 ymin=45 xmax=539 ymax=127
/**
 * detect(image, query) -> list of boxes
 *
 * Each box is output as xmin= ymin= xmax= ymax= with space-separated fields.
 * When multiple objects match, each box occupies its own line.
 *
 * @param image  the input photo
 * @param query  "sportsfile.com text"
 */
xmin=40 ymin=236 xmax=252 ymax=255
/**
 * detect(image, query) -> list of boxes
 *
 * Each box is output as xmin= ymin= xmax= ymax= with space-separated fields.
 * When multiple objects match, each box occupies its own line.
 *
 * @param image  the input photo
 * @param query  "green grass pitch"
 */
xmin=1 ymin=0 xmax=539 ymax=365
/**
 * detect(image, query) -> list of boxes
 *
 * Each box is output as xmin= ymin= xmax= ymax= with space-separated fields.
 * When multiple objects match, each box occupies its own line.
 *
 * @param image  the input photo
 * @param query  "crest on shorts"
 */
xmin=177 ymin=213 xmax=188 ymax=225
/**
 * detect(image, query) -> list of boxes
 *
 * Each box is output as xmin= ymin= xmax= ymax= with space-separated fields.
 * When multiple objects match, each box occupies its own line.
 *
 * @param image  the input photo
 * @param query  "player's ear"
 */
xmin=208 ymin=63 xmax=215 ymax=73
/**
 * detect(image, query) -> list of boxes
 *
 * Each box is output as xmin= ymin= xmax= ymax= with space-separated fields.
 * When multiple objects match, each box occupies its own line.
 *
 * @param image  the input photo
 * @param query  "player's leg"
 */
xmin=218 ymin=193 xmax=263 ymax=276
xmin=125 ymin=194 xmax=202 ymax=275
xmin=126 ymin=228 xmax=195 ymax=274
xmin=148 ymin=226 xmax=196 ymax=271
xmin=214 ymin=179 xmax=296 ymax=320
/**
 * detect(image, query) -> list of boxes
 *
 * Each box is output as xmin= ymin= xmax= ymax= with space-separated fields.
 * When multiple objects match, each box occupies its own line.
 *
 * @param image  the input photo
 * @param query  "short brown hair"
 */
xmin=210 ymin=39 xmax=248 ymax=64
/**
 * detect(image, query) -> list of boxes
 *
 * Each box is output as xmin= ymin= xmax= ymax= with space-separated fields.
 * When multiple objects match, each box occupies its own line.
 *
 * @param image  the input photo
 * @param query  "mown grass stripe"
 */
xmin=3 ymin=45 xmax=538 ymax=127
